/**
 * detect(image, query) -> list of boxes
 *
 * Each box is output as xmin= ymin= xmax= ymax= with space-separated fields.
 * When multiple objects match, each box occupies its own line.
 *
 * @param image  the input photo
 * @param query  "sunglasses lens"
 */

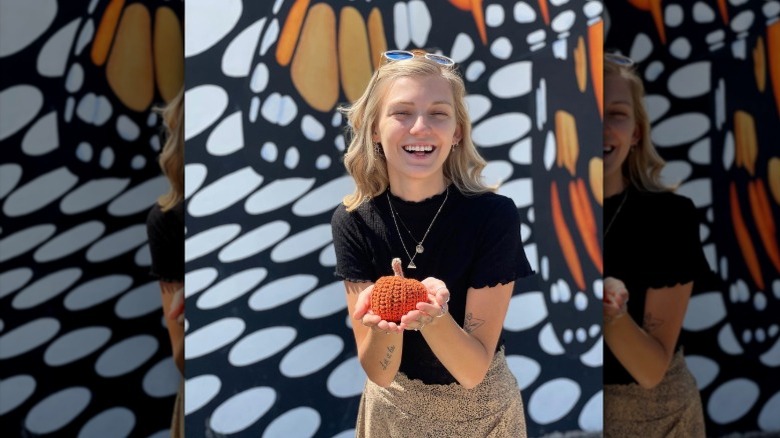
xmin=425 ymin=54 xmax=454 ymax=66
xmin=606 ymin=53 xmax=634 ymax=66
xmin=384 ymin=51 xmax=414 ymax=61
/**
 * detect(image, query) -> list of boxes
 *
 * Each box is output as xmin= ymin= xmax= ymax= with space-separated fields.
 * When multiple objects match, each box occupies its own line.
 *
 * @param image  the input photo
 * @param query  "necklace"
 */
xmin=604 ymin=189 xmax=629 ymax=238
xmin=386 ymin=186 xmax=449 ymax=269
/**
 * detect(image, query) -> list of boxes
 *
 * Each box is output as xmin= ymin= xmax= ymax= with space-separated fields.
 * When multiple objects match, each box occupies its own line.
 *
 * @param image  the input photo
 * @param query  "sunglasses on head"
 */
xmin=605 ymin=53 xmax=635 ymax=67
xmin=381 ymin=50 xmax=455 ymax=67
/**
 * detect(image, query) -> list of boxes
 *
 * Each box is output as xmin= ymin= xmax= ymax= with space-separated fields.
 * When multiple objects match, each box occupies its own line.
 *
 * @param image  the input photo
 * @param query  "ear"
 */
xmin=631 ymin=123 xmax=641 ymax=145
xmin=453 ymin=124 xmax=462 ymax=145
xmin=372 ymin=130 xmax=380 ymax=143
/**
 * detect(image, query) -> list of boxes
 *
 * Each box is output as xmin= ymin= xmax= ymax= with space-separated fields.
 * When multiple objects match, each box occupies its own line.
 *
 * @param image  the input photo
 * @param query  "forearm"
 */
xmin=358 ymin=330 xmax=403 ymax=387
xmin=421 ymin=315 xmax=494 ymax=389
xmin=604 ymin=314 xmax=673 ymax=388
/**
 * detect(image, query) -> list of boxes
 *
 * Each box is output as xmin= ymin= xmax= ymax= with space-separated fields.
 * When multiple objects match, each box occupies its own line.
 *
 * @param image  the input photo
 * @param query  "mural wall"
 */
xmin=184 ymin=0 xmax=603 ymax=436
xmin=605 ymin=0 xmax=780 ymax=435
xmin=1 ymin=0 xmax=182 ymax=436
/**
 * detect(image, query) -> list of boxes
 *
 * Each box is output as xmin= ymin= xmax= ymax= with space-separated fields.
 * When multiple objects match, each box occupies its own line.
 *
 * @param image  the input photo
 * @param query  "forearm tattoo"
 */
xmin=379 ymin=345 xmax=396 ymax=370
xmin=464 ymin=313 xmax=485 ymax=334
xmin=643 ymin=312 xmax=665 ymax=332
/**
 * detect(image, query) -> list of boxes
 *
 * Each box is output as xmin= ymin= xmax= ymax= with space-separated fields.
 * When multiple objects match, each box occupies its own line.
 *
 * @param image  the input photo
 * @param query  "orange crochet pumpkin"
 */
xmin=371 ymin=258 xmax=428 ymax=323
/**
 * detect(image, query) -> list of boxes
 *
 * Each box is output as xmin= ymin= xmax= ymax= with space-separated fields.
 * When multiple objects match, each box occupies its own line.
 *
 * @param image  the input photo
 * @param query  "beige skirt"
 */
xmin=356 ymin=349 xmax=526 ymax=438
xmin=604 ymin=349 xmax=705 ymax=438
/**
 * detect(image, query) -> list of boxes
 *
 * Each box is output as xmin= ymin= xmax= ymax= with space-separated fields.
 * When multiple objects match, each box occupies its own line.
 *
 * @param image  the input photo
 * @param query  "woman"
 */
xmin=331 ymin=50 xmax=533 ymax=437
xmin=602 ymin=54 xmax=708 ymax=437
xmin=146 ymin=88 xmax=184 ymax=438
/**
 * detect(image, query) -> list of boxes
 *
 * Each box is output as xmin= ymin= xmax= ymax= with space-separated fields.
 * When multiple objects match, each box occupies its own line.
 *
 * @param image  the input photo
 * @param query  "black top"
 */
xmin=146 ymin=201 xmax=185 ymax=283
xmin=332 ymin=186 xmax=533 ymax=385
xmin=603 ymin=186 xmax=710 ymax=385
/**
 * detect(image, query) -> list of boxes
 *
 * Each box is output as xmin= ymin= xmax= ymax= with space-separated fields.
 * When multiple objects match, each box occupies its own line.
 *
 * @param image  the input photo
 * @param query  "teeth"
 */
xmin=404 ymin=145 xmax=434 ymax=152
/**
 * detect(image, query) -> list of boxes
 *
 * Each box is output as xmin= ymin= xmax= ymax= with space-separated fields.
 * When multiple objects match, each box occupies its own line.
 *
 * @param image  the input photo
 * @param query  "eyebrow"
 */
xmin=387 ymin=100 xmax=454 ymax=106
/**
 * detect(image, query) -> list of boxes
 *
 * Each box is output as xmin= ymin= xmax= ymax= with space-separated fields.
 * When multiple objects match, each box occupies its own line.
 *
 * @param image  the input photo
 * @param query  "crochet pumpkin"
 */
xmin=371 ymin=258 xmax=428 ymax=323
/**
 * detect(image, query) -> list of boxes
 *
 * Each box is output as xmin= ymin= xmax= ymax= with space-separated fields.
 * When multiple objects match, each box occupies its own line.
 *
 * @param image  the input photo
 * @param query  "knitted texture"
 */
xmin=371 ymin=258 xmax=428 ymax=322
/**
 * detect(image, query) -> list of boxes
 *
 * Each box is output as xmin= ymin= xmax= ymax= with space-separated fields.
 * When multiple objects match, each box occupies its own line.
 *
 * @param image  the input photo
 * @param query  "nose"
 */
xmin=409 ymin=115 xmax=431 ymax=135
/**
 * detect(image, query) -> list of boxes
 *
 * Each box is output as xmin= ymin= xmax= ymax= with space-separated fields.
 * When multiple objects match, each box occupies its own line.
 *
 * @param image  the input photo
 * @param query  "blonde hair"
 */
xmin=156 ymin=88 xmax=184 ymax=211
xmin=605 ymin=60 xmax=672 ymax=193
xmin=340 ymin=55 xmax=492 ymax=211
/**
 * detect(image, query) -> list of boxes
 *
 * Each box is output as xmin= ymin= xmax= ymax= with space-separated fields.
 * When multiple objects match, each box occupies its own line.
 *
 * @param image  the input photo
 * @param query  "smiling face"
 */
xmin=604 ymin=71 xmax=640 ymax=195
xmin=373 ymin=74 xmax=462 ymax=193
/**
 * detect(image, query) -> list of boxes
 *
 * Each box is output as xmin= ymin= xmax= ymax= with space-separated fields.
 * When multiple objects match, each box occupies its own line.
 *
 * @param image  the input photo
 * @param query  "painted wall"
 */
xmin=184 ymin=1 xmax=603 ymax=436
xmin=1 ymin=1 xmax=183 ymax=436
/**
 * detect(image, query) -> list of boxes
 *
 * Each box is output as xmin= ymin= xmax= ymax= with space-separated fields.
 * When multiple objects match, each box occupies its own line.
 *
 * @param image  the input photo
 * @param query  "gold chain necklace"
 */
xmin=387 ymin=186 xmax=449 ymax=269
xmin=604 ymin=189 xmax=629 ymax=238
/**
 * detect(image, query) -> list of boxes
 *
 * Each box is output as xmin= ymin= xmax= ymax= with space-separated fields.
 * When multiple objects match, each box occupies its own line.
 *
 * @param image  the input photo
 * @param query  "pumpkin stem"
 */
xmin=391 ymin=257 xmax=404 ymax=278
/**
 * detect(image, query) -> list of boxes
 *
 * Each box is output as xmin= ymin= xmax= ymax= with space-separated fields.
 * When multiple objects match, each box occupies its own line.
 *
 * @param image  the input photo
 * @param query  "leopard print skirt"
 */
xmin=356 ymin=349 xmax=526 ymax=437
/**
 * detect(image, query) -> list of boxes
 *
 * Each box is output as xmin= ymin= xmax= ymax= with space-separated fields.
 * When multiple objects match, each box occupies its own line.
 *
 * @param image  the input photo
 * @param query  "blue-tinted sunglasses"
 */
xmin=382 ymin=50 xmax=455 ymax=67
xmin=605 ymin=53 xmax=635 ymax=67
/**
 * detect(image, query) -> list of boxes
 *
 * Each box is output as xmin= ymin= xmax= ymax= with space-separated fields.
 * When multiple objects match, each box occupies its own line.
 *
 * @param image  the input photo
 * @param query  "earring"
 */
xmin=452 ymin=142 xmax=458 ymax=150
xmin=374 ymin=142 xmax=383 ymax=156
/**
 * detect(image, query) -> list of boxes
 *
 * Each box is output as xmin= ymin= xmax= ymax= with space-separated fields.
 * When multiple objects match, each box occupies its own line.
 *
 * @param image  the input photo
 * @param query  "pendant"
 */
xmin=408 ymin=261 xmax=417 ymax=269
xmin=415 ymin=244 xmax=424 ymax=254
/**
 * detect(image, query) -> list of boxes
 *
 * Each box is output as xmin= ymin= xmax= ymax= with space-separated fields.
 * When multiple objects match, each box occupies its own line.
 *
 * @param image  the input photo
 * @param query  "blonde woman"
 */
xmin=602 ymin=54 xmax=708 ymax=437
xmin=331 ymin=50 xmax=533 ymax=437
xmin=145 ymin=88 xmax=184 ymax=438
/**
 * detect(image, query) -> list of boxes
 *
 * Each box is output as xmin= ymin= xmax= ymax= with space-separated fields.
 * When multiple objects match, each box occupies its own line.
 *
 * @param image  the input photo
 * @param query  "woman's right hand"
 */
xmin=603 ymin=276 xmax=629 ymax=326
xmin=352 ymin=284 xmax=403 ymax=334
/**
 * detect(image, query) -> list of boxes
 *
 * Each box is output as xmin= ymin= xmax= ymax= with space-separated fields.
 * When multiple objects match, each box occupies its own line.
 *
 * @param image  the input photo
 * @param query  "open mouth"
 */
xmin=403 ymin=144 xmax=435 ymax=156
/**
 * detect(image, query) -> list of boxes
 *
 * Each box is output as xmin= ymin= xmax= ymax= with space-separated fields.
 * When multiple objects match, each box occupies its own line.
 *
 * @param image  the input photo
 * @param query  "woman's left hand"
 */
xmin=399 ymin=278 xmax=450 ymax=331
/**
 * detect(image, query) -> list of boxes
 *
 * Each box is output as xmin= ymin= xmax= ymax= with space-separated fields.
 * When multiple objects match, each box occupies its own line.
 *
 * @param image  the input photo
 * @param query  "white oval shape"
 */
xmin=760 ymin=335 xmax=780 ymax=367
xmin=669 ymin=37 xmax=692 ymax=60
xmin=645 ymin=61 xmax=664 ymax=82
xmin=659 ymin=160 xmax=692 ymax=187
xmin=259 ymin=18 xmax=279 ymax=56
xmin=185 ymin=0 xmax=243 ymax=57
xmin=261 ymin=93 xmax=297 ymax=126
xmin=506 ymin=354 xmax=541 ymax=390
xmin=22 ymin=111 xmax=58 ymax=155
xmin=249 ymin=275 xmax=319 ymax=311
xmin=664 ymin=4 xmax=684 ymax=27
xmin=65 ymin=63 xmax=84 ymax=93
xmin=185 ymin=267 xmax=219 ymax=298
xmin=13 ymin=268 xmax=81 ymax=310
xmin=509 ymin=138 xmax=532 ymax=165
xmin=320 ymin=243 xmax=336 ymax=266
xmin=115 ymin=281 xmax=164 ymax=319
xmin=250 ymin=62 xmax=270 ymax=93
xmin=95 ymin=335 xmax=158 ymax=378
xmin=0 ymin=163 xmax=23 ymax=199
xmin=99 ymin=146 xmax=115 ymax=168
xmin=76 ymin=93 xmax=112 ymax=126
xmin=222 ymin=18 xmax=264 ymax=77
xmin=142 ymin=358 xmax=179 ymax=398
xmin=707 ymin=378 xmax=759 ymax=424
xmin=0 ymin=224 xmax=56 ymax=263
xmin=262 ymin=407 xmax=321 ymax=438
xmin=489 ymin=62 xmax=532 ymax=99
xmin=78 ymin=407 xmax=135 ymax=437
xmin=44 ymin=326 xmax=111 ymax=367
xmin=60 ymin=178 xmax=130 ymax=214
xmin=490 ymin=37 xmax=512 ymax=60
xmin=583 ymin=1 xmax=603 ymax=18
xmin=498 ymin=178 xmax=533 ymax=208
xmin=465 ymin=61 xmax=486 ymax=82
xmin=485 ymin=4 xmax=505 ymax=27
xmin=538 ymin=322 xmax=565 ymax=355
xmin=301 ymin=115 xmax=325 ymax=142
xmin=407 ymin=0 xmax=431 ymax=47
xmin=293 ymin=176 xmax=353 ymax=216
xmin=504 ymin=291 xmax=548 ymax=331
xmin=644 ymin=94 xmax=670 ymax=123
xmin=578 ymin=390 xmax=603 ymax=431
xmin=219 ymin=221 xmax=291 ymax=263
xmin=685 ymin=355 xmax=719 ymax=390
xmin=209 ymin=387 xmax=275 ymax=434
xmin=0 ymin=318 xmax=59 ymax=359
xmin=3 ymin=167 xmax=77 ymax=217
xmin=116 ymin=115 xmax=140 ymax=141
xmin=107 ymin=176 xmax=168 ymax=216
xmin=207 ymin=111 xmax=244 ymax=156
xmin=514 ymin=2 xmax=536 ymax=23
xmin=189 ymin=167 xmax=263 ymax=217
xmin=326 ymin=356 xmax=366 ymax=398
xmin=34 ymin=221 xmax=105 ymax=262
xmin=574 ymin=292 xmax=588 ymax=311
xmin=730 ymin=10 xmax=754 ymax=33
xmin=0 ymin=268 xmax=33 ymax=300
xmin=718 ymin=323 xmax=744 ymax=354
xmin=683 ymin=292 xmax=726 ymax=331
xmin=197 ymin=268 xmax=267 ymax=310
xmin=652 ymin=113 xmax=709 ymax=147
xmin=528 ymin=378 xmax=581 ymax=424
xmin=693 ymin=2 xmax=716 ymax=23
xmin=0 ymin=0 xmax=57 ymax=57
xmin=676 ymin=179 xmax=711 ymax=208
xmin=246 ymin=178 xmax=315 ymax=215
xmin=185 ymin=374 xmax=222 ymax=415
xmin=185 ymin=317 xmax=245 ymax=360
xmin=758 ymin=390 xmax=780 ymax=431
xmin=270 ymin=224 xmax=333 ymax=263
xmin=473 ymin=113 xmax=531 ymax=147
xmin=185 ymin=85 xmax=229 ymax=140
xmin=668 ymin=62 xmax=711 ymax=98
xmin=261 ymin=141 xmax=278 ymax=162
xmin=185 ymin=224 xmax=242 ymax=262
xmin=86 ymin=224 xmax=147 ymax=262
xmin=316 ymin=155 xmax=331 ymax=170
xmin=0 ymin=374 xmax=36 ymax=415
xmin=300 ymin=281 xmax=346 ymax=319
xmin=63 ymin=275 xmax=134 ymax=311
xmin=25 ymin=387 xmax=90 ymax=434
xmin=482 ymin=161 xmax=513 ymax=187
xmin=451 ymin=33 xmax=474 ymax=63
xmin=629 ymin=33 xmax=653 ymax=64
xmin=75 ymin=18 xmax=95 ymax=56
xmin=551 ymin=10 xmax=575 ymax=33
xmin=229 ymin=326 xmax=297 ymax=367
xmin=279 ymin=334 xmax=344 ymax=378
xmin=0 ymin=85 xmax=43 ymax=141
xmin=465 ymin=94 xmax=491 ymax=123
xmin=580 ymin=337 xmax=602 ymax=367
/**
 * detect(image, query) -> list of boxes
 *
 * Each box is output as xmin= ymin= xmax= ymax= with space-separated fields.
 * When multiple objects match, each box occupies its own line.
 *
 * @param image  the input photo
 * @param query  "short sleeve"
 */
xmin=146 ymin=203 xmax=184 ymax=282
xmin=469 ymin=196 xmax=534 ymax=288
xmin=331 ymin=204 xmax=375 ymax=282
xmin=646 ymin=195 xmax=710 ymax=289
